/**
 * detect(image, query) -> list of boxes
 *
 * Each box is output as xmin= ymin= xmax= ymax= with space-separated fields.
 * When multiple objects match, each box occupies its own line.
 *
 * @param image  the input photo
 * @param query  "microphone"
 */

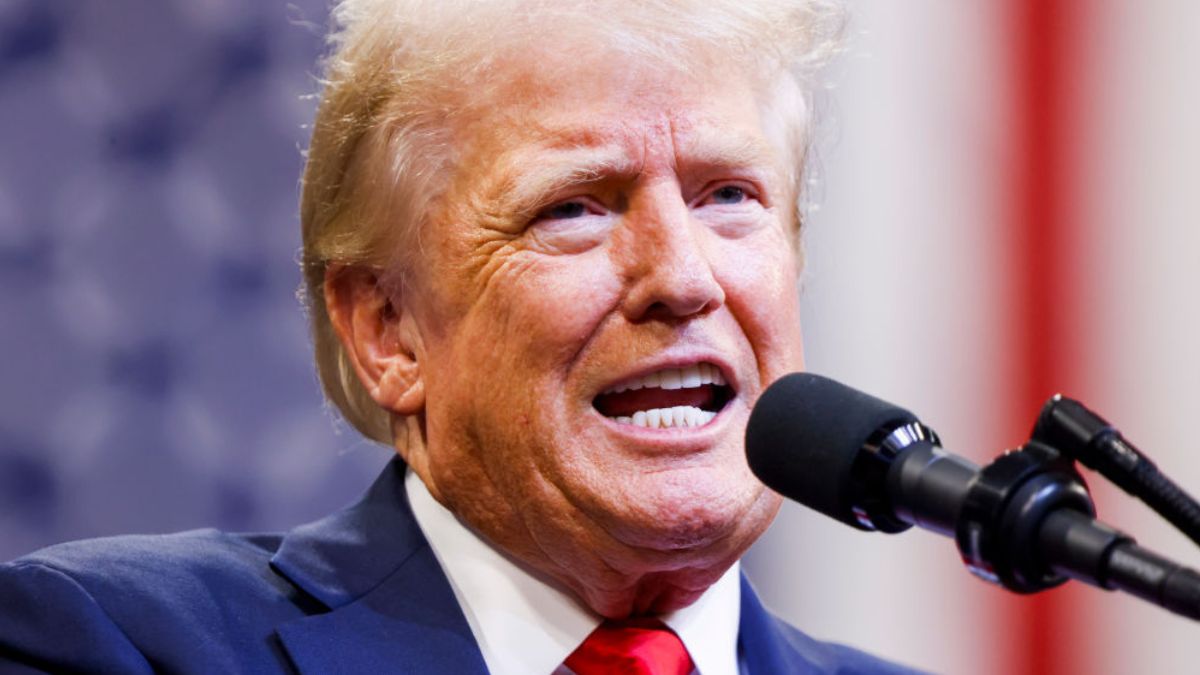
xmin=746 ymin=372 xmax=1200 ymax=620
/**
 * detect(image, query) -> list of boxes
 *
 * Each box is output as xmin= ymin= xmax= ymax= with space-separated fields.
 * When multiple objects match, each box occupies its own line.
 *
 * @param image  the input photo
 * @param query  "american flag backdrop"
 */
xmin=0 ymin=0 xmax=390 ymax=571
xmin=1 ymin=3 xmax=1198 ymax=674
xmin=746 ymin=2 xmax=1200 ymax=673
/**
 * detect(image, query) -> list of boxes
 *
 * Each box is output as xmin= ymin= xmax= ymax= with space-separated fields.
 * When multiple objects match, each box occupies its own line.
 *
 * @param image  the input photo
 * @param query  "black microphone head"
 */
xmin=746 ymin=372 xmax=919 ymax=529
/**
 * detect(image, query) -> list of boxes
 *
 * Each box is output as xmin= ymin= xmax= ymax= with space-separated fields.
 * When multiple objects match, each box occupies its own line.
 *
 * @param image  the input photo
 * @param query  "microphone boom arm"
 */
xmin=744 ymin=372 xmax=1200 ymax=622
xmin=877 ymin=422 xmax=1200 ymax=620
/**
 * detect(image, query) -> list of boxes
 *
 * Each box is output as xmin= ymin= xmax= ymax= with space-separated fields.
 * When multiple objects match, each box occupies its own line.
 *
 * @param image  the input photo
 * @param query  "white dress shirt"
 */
xmin=405 ymin=470 xmax=742 ymax=675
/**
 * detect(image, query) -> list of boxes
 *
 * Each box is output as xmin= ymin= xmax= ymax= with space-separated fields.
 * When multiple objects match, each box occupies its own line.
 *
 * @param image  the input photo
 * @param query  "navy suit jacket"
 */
xmin=0 ymin=458 xmax=920 ymax=674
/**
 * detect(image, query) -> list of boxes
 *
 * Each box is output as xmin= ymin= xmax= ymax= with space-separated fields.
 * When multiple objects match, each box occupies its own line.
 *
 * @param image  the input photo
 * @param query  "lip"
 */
xmin=587 ymin=351 xmax=741 ymax=450
xmin=592 ymin=352 xmax=739 ymax=399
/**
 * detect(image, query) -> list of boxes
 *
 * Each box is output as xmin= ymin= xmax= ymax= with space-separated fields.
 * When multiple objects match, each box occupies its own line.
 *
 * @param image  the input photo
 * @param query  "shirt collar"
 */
xmin=405 ymin=469 xmax=741 ymax=675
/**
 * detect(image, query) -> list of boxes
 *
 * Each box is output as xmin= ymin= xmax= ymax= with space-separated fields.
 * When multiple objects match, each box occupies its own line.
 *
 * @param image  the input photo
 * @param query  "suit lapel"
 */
xmin=268 ymin=458 xmax=488 ymax=675
xmin=273 ymin=545 xmax=488 ymax=674
xmin=738 ymin=574 xmax=821 ymax=675
xmin=266 ymin=457 xmax=840 ymax=674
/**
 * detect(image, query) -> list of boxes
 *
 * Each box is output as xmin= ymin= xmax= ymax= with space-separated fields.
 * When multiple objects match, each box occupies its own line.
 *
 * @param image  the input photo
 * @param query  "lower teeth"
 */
xmin=613 ymin=406 xmax=716 ymax=429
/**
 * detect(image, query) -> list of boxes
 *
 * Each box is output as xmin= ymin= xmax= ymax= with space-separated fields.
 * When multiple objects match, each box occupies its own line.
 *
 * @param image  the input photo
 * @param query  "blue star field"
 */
xmin=0 ymin=1 xmax=391 ymax=561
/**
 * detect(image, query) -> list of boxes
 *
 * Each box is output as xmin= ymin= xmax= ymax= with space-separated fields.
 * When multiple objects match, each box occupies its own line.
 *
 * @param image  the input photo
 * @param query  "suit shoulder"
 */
xmin=0 ymin=530 xmax=305 ymax=672
xmin=1 ymin=528 xmax=298 ymax=628
xmin=0 ymin=560 xmax=156 ymax=673
xmin=8 ymin=528 xmax=281 ymax=588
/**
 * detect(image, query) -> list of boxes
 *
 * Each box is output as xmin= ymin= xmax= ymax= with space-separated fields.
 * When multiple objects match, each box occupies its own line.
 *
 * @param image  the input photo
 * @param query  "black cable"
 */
xmin=1129 ymin=459 xmax=1200 ymax=548
xmin=1032 ymin=395 xmax=1200 ymax=549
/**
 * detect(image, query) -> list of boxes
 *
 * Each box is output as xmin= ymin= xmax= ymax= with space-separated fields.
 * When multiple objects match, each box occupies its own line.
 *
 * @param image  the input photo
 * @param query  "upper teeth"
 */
xmin=603 ymin=363 xmax=726 ymax=394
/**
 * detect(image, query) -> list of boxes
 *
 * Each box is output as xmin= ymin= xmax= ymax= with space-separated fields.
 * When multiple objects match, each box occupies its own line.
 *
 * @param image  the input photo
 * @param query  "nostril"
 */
xmin=637 ymin=301 xmax=676 ymax=323
xmin=633 ymin=295 xmax=721 ymax=324
xmin=620 ymin=247 xmax=725 ymax=323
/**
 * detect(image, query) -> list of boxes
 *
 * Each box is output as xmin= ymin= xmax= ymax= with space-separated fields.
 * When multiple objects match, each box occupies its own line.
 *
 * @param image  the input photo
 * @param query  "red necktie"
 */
xmin=564 ymin=618 xmax=694 ymax=675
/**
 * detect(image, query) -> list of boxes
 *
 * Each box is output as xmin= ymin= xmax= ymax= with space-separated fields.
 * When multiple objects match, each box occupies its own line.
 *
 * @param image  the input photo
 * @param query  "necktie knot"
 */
xmin=565 ymin=618 xmax=693 ymax=675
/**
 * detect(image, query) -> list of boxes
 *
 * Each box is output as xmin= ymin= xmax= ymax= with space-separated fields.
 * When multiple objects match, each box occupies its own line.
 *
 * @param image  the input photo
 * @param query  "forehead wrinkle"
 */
xmin=675 ymin=124 xmax=782 ymax=176
xmin=526 ymin=118 xmax=637 ymax=152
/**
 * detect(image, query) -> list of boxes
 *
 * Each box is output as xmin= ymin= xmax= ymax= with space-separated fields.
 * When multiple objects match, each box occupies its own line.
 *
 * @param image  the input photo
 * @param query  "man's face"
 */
xmin=403 ymin=48 xmax=805 ymax=616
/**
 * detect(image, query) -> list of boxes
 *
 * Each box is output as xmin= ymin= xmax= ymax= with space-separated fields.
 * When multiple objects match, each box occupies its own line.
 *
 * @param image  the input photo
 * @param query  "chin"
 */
xmin=604 ymin=469 xmax=776 ymax=554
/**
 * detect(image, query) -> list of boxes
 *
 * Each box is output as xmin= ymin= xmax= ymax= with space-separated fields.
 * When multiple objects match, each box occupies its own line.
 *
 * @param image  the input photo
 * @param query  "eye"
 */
xmin=700 ymin=184 xmax=758 ymax=207
xmin=536 ymin=200 xmax=589 ymax=221
xmin=711 ymin=186 xmax=746 ymax=204
xmin=525 ymin=196 xmax=613 ymax=254
xmin=693 ymin=181 xmax=769 ymax=238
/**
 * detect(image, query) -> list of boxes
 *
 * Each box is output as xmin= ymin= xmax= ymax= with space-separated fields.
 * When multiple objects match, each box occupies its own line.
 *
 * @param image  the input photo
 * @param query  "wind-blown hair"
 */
xmin=299 ymin=0 xmax=845 ymax=444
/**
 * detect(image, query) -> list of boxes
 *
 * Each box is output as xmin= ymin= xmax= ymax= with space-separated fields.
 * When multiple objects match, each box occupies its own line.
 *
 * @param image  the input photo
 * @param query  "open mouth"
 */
xmin=592 ymin=362 xmax=735 ymax=429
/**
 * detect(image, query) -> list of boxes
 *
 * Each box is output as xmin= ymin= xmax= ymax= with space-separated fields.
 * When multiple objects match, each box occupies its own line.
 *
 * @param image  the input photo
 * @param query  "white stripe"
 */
xmin=745 ymin=2 xmax=1013 ymax=673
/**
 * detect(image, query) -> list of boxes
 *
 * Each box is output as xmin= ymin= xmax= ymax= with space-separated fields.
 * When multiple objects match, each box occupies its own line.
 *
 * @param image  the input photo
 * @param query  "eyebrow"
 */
xmin=478 ymin=125 xmax=784 ymax=222
xmin=678 ymin=130 xmax=781 ymax=174
xmin=482 ymin=144 xmax=639 ymax=221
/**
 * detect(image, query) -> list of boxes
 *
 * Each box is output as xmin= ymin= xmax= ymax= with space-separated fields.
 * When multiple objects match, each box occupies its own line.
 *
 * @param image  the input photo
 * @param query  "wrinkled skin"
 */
xmin=328 ymin=46 xmax=806 ymax=618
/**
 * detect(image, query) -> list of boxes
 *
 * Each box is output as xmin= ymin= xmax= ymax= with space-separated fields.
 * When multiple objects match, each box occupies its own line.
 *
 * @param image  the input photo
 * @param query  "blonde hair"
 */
xmin=300 ymin=0 xmax=845 ymax=443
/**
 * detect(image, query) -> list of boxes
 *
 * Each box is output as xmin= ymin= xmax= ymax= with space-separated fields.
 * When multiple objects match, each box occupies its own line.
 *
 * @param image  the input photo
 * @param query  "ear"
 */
xmin=323 ymin=264 xmax=425 ymax=416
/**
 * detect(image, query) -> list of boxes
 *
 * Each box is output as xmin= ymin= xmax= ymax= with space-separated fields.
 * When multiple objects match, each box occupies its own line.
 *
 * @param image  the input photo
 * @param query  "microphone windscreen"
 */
xmin=745 ymin=372 xmax=918 ymax=528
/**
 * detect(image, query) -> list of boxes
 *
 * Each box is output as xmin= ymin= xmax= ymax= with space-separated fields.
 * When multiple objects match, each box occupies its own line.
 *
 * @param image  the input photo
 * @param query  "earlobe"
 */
xmin=324 ymin=264 xmax=425 ymax=416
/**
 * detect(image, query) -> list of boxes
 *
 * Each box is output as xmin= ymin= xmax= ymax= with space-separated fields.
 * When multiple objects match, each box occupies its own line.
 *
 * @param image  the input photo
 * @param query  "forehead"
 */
xmin=447 ymin=46 xmax=790 ymax=190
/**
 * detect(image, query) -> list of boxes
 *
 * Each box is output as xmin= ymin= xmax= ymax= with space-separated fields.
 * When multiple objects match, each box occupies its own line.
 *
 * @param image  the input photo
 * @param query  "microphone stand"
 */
xmin=953 ymin=399 xmax=1200 ymax=621
xmin=1033 ymin=395 xmax=1200 ymax=548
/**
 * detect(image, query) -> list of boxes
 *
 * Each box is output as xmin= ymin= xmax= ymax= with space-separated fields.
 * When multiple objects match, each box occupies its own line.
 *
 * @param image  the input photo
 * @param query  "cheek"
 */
xmin=430 ymin=252 xmax=622 ymax=503
xmin=713 ymin=233 xmax=804 ymax=377
xmin=473 ymin=250 xmax=622 ymax=366
xmin=417 ymin=244 xmax=619 ymax=422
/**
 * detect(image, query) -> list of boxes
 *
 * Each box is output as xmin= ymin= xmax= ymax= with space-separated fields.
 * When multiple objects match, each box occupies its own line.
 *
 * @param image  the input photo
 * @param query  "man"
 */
xmin=0 ymin=1 xmax=919 ymax=673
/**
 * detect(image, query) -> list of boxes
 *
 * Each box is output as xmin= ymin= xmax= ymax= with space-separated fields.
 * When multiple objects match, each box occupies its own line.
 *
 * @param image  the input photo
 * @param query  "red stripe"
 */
xmin=1008 ymin=1 xmax=1086 ymax=673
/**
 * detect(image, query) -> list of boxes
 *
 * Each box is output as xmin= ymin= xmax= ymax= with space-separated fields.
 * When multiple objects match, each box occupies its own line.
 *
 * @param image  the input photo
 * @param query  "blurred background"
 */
xmin=1 ymin=2 xmax=1197 ymax=674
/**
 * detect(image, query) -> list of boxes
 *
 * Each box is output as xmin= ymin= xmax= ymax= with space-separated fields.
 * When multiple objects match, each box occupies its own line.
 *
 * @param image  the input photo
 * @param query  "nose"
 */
xmin=618 ymin=186 xmax=725 ymax=323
